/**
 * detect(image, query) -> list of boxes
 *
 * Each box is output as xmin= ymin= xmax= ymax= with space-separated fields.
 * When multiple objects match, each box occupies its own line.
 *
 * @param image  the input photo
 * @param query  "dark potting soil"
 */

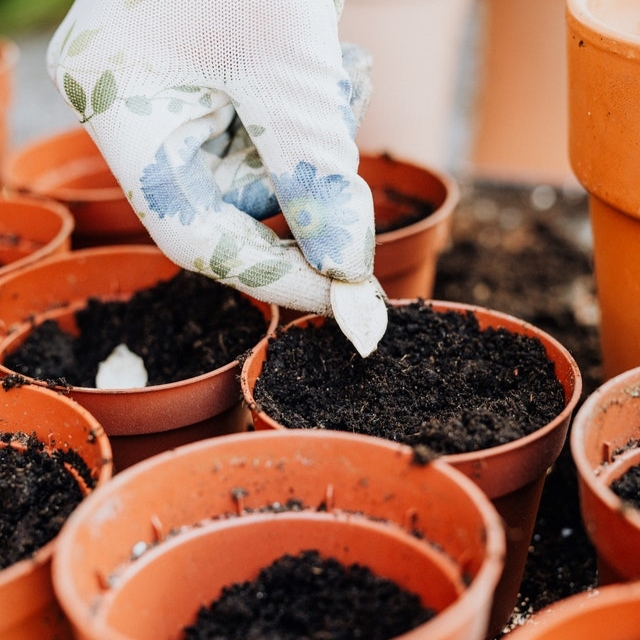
xmin=182 ymin=550 xmax=434 ymax=640
xmin=253 ymin=302 xmax=565 ymax=455
xmin=0 ymin=430 xmax=94 ymax=570
xmin=3 ymin=270 xmax=268 ymax=388
xmin=610 ymin=464 xmax=640 ymax=510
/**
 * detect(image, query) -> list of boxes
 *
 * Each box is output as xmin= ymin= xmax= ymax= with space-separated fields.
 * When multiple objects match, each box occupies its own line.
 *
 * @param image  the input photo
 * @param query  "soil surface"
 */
xmin=3 ymin=270 xmax=269 ymax=388
xmin=253 ymin=303 xmax=565 ymax=455
xmin=611 ymin=463 xmax=640 ymax=510
xmin=432 ymin=181 xmax=600 ymax=635
xmin=183 ymin=550 xmax=434 ymax=640
xmin=0 ymin=430 xmax=94 ymax=569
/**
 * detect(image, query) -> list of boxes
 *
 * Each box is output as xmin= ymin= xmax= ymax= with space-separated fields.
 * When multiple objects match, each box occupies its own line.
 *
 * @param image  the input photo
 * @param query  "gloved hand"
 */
xmin=46 ymin=0 xmax=387 ymax=356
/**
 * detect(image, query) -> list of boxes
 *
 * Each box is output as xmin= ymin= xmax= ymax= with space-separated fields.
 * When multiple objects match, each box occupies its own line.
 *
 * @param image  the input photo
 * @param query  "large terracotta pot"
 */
xmin=0 ymin=383 xmax=112 ymax=640
xmin=0 ymin=245 xmax=278 ymax=471
xmin=570 ymin=365 xmax=640 ymax=585
xmin=241 ymin=299 xmax=582 ymax=637
xmin=1 ymin=127 xmax=150 ymax=248
xmin=505 ymin=581 xmax=640 ymax=639
xmin=567 ymin=0 xmax=640 ymax=379
xmin=52 ymin=430 xmax=505 ymax=640
xmin=0 ymin=193 xmax=74 ymax=278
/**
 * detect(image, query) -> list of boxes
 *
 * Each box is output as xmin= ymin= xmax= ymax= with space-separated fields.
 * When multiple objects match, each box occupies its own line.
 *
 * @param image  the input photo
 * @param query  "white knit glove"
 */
xmin=46 ymin=0 xmax=387 ymax=356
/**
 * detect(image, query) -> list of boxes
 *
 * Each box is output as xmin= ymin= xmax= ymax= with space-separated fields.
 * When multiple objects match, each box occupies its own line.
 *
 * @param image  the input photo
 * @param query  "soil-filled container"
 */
xmin=570 ymin=365 xmax=640 ymax=585
xmin=0 ymin=245 xmax=278 ymax=470
xmin=0 ymin=382 xmax=112 ymax=640
xmin=52 ymin=429 xmax=505 ymax=640
xmin=0 ymin=193 xmax=74 ymax=277
xmin=1 ymin=127 xmax=150 ymax=247
xmin=241 ymin=299 xmax=582 ymax=637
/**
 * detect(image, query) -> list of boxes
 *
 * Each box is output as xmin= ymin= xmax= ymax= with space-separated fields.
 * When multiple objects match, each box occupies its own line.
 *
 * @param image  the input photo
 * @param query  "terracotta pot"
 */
xmin=1 ymin=127 xmax=151 ymax=247
xmin=0 ymin=245 xmax=278 ymax=471
xmin=567 ymin=0 xmax=640 ymax=379
xmin=0 ymin=383 xmax=112 ymax=640
xmin=0 ymin=39 xmax=18 ymax=174
xmin=0 ymin=193 xmax=74 ymax=277
xmin=241 ymin=299 xmax=582 ymax=637
xmin=265 ymin=154 xmax=458 ymax=302
xmin=570 ymin=365 xmax=640 ymax=585
xmin=505 ymin=581 xmax=640 ymax=639
xmin=52 ymin=429 xmax=505 ymax=640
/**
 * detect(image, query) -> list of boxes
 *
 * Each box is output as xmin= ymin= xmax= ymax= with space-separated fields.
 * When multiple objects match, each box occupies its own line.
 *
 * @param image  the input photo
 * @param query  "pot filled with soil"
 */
xmin=0 ymin=381 xmax=113 ymax=640
xmin=570 ymin=365 xmax=640 ymax=585
xmin=264 ymin=153 xmax=458 ymax=301
xmin=1 ymin=127 xmax=151 ymax=248
xmin=504 ymin=580 xmax=640 ymax=639
xmin=0 ymin=193 xmax=74 ymax=277
xmin=52 ymin=429 xmax=505 ymax=640
xmin=241 ymin=299 xmax=582 ymax=637
xmin=0 ymin=245 xmax=278 ymax=471
xmin=567 ymin=0 xmax=640 ymax=379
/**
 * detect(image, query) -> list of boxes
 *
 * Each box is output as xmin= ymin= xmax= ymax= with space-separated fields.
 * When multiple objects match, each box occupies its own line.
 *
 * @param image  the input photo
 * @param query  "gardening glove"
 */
xmin=46 ymin=0 xmax=388 ymax=357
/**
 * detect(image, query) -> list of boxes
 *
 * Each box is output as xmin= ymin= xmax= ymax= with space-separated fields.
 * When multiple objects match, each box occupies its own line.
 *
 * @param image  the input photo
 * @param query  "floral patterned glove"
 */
xmin=46 ymin=0 xmax=387 ymax=356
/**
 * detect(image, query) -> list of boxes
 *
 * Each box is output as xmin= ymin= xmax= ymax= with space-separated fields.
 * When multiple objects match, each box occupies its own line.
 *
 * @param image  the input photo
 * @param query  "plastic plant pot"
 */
xmin=0 ymin=383 xmax=113 ymax=640
xmin=567 ymin=0 xmax=640 ymax=379
xmin=505 ymin=581 xmax=640 ymax=639
xmin=0 ymin=193 xmax=74 ymax=277
xmin=1 ymin=127 xmax=150 ymax=247
xmin=0 ymin=245 xmax=278 ymax=471
xmin=241 ymin=299 xmax=582 ymax=637
xmin=52 ymin=429 xmax=505 ymax=640
xmin=570 ymin=365 xmax=640 ymax=585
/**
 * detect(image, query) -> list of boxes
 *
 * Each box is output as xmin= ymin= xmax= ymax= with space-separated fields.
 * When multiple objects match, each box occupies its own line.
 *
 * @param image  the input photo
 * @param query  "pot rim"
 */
xmin=567 ymin=0 xmax=640 ymax=47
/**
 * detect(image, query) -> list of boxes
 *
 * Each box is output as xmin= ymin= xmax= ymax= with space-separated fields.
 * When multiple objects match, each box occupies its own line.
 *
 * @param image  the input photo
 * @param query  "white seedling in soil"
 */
xmin=95 ymin=343 xmax=148 ymax=389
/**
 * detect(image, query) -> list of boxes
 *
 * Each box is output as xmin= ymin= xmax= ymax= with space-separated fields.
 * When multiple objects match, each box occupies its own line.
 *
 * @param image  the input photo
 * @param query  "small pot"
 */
xmin=0 ymin=39 xmax=18 ymax=173
xmin=52 ymin=429 xmax=505 ymax=640
xmin=241 ymin=299 xmax=582 ymax=637
xmin=1 ymin=127 xmax=151 ymax=247
xmin=0 ymin=383 xmax=113 ymax=640
xmin=570 ymin=365 xmax=640 ymax=585
xmin=264 ymin=154 xmax=458 ymax=302
xmin=567 ymin=0 xmax=640 ymax=379
xmin=0 ymin=245 xmax=278 ymax=470
xmin=0 ymin=193 xmax=74 ymax=277
xmin=505 ymin=581 xmax=640 ymax=639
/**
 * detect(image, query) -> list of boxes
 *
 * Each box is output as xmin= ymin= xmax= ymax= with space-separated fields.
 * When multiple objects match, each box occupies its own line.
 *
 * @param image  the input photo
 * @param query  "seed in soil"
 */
xmin=0 ymin=430 xmax=95 ymax=570
xmin=253 ymin=302 xmax=565 ymax=455
xmin=182 ymin=549 xmax=435 ymax=640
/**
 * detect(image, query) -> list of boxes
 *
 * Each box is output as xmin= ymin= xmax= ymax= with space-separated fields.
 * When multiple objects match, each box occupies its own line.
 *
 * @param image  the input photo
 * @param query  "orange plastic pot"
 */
xmin=0 ymin=39 xmax=18 ymax=173
xmin=567 ymin=0 xmax=640 ymax=379
xmin=1 ymin=127 xmax=151 ymax=247
xmin=0 ymin=245 xmax=278 ymax=471
xmin=505 ymin=581 xmax=640 ymax=639
xmin=264 ymin=154 xmax=458 ymax=300
xmin=52 ymin=429 xmax=505 ymax=640
xmin=241 ymin=299 xmax=582 ymax=637
xmin=570 ymin=365 xmax=640 ymax=585
xmin=0 ymin=193 xmax=74 ymax=276
xmin=0 ymin=383 xmax=112 ymax=640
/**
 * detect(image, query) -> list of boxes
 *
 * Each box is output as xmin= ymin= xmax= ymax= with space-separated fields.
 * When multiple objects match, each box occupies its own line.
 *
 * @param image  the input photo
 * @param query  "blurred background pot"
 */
xmin=505 ymin=581 xmax=640 ymax=639
xmin=241 ymin=299 xmax=582 ymax=637
xmin=0 ymin=193 xmax=73 ymax=276
xmin=1 ymin=127 xmax=151 ymax=248
xmin=570 ymin=365 xmax=640 ymax=585
xmin=567 ymin=0 xmax=640 ymax=379
xmin=0 ymin=245 xmax=278 ymax=471
xmin=0 ymin=383 xmax=112 ymax=640
xmin=0 ymin=39 xmax=18 ymax=175
xmin=52 ymin=429 xmax=505 ymax=640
